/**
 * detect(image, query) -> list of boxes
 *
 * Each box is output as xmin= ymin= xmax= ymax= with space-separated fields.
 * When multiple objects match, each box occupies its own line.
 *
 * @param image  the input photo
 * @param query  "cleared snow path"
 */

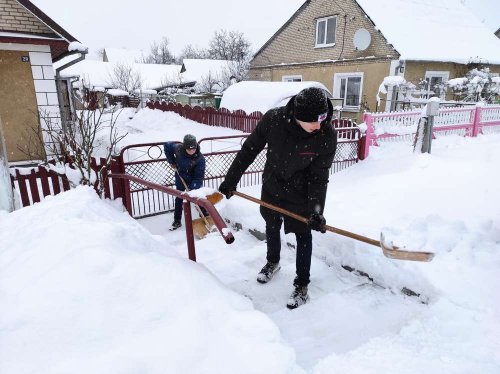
xmin=141 ymin=207 xmax=427 ymax=370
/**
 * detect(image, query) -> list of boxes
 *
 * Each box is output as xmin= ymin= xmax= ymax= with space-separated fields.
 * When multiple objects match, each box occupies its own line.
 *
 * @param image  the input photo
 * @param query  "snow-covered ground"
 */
xmin=1 ymin=109 xmax=499 ymax=373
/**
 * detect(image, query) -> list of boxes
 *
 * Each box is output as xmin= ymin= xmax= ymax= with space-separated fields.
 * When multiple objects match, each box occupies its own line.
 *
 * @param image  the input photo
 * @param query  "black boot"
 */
xmin=256 ymin=261 xmax=281 ymax=283
xmin=170 ymin=220 xmax=182 ymax=231
xmin=286 ymin=284 xmax=309 ymax=309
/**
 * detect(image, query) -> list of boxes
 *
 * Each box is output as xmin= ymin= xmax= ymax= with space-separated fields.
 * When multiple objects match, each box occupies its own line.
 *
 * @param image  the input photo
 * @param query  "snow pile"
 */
xmin=0 ymin=187 xmax=298 ymax=373
xmin=116 ymin=108 xmax=244 ymax=153
xmin=447 ymin=77 xmax=468 ymax=89
xmin=68 ymin=41 xmax=88 ymax=53
xmin=215 ymin=134 xmax=500 ymax=372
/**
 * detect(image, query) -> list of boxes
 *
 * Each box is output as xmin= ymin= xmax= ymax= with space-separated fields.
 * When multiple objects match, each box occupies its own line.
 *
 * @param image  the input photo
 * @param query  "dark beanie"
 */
xmin=294 ymin=87 xmax=329 ymax=122
xmin=183 ymin=134 xmax=197 ymax=149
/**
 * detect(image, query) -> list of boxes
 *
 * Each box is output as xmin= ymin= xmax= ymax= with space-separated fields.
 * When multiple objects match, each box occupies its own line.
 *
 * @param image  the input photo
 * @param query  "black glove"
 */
xmin=218 ymin=181 xmax=236 ymax=199
xmin=308 ymin=212 xmax=326 ymax=233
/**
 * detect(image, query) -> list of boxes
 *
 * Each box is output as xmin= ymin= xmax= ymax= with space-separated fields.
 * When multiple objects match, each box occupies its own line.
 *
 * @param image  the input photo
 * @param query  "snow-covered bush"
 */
xmin=446 ymin=67 xmax=499 ymax=103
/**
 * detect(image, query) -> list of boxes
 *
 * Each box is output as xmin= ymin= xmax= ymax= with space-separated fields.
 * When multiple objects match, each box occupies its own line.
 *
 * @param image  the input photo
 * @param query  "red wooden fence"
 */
xmin=10 ymin=157 xmax=124 ymax=207
xmin=147 ymin=101 xmax=263 ymax=132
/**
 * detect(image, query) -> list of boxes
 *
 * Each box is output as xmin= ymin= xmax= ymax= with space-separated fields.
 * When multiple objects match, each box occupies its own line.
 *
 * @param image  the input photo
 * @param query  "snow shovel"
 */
xmin=231 ymin=191 xmax=435 ymax=262
xmin=176 ymin=171 xmax=217 ymax=239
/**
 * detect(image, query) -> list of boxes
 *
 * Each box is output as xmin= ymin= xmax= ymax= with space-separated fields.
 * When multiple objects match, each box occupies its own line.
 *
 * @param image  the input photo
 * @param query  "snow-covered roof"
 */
xmin=107 ymin=88 xmax=129 ymax=97
xmin=104 ymin=47 xmax=146 ymax=63
xmin=220 ymin=81 xmax=332 ymax=114
xmin=181 ymin=59 xmax=233 ymax=84
xmin=356 ymin=0 xmax=500 ymax=64
xmin=57 ymin=60 xmax=181 ymax=91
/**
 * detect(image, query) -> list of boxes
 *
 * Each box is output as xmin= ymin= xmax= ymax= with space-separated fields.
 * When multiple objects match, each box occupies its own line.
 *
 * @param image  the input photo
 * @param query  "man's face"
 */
xmin=185 ymin=148 xmax=196 ymax=155
xmin=296 ymin=119 xmax=321 ymax=133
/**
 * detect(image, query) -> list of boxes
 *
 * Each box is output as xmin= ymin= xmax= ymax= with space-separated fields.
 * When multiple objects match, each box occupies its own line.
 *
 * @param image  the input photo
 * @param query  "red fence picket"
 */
xmin=9 ymin=156 xmax=123 ymax=208
xmin=146 ymin=101 xmax=264 ymax=133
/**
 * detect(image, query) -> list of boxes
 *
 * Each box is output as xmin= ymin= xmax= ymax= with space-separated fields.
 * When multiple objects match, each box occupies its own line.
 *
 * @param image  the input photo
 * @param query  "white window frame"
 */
xmin=282 ymin=75 xmax=303 ymax=82
xmin=333 ymin=72 xmax=364 ymax=111
xmin=315 ymin=16 xmax=337 ymax=48
xmin=424 ymin=71 xmax=449 ymax=99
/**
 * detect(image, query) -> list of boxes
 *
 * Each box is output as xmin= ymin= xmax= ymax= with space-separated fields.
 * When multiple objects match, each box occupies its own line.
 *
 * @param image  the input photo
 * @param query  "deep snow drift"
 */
xmin=0 ymin=188 xmax=299 ymax=373
xmin=1 ymin=108 xmax=499 ymax=373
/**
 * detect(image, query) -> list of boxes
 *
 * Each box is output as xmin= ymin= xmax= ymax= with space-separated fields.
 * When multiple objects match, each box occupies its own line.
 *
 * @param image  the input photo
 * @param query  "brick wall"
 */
xmin=0 ymin=0 xmax=53 ymax=34
xmin=251 ymin=0 xmax=399 ymax=68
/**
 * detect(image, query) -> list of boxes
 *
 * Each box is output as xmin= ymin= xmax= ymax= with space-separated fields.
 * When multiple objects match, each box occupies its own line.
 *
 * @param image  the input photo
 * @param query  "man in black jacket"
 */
xmin=218 ymin=87 xmax=337 ymax=309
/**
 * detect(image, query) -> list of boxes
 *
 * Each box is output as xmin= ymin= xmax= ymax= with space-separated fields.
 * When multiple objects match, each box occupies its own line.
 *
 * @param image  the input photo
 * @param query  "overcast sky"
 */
xmin=31 ymin=0 xmax=304 ymax=56
xmin=31 ymin=0 xmax=498 ymax=58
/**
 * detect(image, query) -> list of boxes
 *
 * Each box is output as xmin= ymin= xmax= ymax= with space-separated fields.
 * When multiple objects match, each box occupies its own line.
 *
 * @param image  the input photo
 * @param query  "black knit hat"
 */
xmin=183 ymin=134 xmax=197 ymax=149
xmin=294 ymin=87 xmax=329 ymax=122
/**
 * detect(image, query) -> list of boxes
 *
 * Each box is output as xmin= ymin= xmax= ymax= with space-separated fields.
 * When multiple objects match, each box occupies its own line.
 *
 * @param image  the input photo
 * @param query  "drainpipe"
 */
xmin=55 ymin=49 xmax=88 ymax=136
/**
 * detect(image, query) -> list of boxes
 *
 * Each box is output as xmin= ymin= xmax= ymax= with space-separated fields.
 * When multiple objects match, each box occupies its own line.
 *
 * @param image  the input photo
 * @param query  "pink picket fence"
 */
xmin=147 ymin=101 xmax=263 ymax=133
xmin=360 ymin=105 xmax=500 ymax=159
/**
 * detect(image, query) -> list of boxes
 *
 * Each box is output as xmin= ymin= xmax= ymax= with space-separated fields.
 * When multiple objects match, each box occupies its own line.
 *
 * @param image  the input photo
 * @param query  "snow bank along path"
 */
xmin=0 ymin=188 xmax=300 ymax=373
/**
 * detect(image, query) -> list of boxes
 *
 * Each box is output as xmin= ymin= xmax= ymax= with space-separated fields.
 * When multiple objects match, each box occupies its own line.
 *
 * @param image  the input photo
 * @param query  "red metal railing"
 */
xmin=112 ymin=173 xmax=234 ymax=261
xmin=118 ymin=128 xmax=360 ymax=218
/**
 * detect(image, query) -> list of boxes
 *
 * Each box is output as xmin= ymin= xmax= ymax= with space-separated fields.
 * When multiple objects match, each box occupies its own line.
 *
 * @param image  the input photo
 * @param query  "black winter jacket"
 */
xmin=223 ymin=95 xmax=337 ymax=232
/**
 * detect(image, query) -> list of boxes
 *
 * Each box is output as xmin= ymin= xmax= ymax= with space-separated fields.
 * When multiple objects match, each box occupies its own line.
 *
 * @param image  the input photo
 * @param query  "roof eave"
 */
xmin=15 ymin=0 xmax=78 ymax=43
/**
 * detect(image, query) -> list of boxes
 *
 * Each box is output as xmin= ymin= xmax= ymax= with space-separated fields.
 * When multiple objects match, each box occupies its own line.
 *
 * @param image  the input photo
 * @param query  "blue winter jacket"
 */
xmin=164 ymin=142 xmax=206 ymax=190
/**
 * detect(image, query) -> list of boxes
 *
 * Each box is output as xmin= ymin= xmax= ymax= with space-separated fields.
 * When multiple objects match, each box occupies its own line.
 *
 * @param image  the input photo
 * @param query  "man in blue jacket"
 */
xmin=164 ymin=134 xmax=206 ymax=230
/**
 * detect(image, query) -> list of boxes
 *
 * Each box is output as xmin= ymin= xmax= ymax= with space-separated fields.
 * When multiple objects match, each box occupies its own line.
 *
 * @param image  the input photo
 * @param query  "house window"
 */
xmin=315 ymin=16 xmax=336 ymax=47
xmin=424 ymin=71 xmax=449 ymax=99
xmin=282 ymin=75 xmax=302 ymax=82
xmin=333 ymin=73 xmax=364 ymax=110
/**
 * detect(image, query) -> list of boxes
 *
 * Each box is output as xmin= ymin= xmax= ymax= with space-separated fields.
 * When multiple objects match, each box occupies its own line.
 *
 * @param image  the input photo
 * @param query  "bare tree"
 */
xmin=143 ymin=37 xmax=176 ymax=64
xmin=195 ymin=71 xmax=223 ymax=94
xmin=178 ymin=44 xmax=209 ymax=60
xmin=208 ymin=29 xmax=251 ymax=62
xmin=107 ymin=62 xmax=143 ymax=93
xmin=38 ymin=98 xmax=127 ymax=196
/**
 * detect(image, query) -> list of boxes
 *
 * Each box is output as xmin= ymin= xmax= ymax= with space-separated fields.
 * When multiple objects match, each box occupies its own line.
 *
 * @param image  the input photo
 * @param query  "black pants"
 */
xmin=265 ymin=214 xmax=313 ymax=287
xmin=174 ymin=187 xmax=208 ymax=222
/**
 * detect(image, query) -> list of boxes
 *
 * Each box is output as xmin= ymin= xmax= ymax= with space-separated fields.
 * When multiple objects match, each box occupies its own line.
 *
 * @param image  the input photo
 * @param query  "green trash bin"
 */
xmin=214 ymin=97 xmax=222 ymax=109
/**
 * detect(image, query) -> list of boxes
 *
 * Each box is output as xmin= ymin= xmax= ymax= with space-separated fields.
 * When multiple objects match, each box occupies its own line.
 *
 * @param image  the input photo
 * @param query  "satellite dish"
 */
xmin=353 ymin=28 xmax=371 ymax=51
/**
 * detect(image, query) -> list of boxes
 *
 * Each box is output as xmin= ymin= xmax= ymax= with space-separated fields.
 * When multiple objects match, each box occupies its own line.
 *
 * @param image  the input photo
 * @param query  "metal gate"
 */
xmin=119 ymin=124 xmax=361 ymax=218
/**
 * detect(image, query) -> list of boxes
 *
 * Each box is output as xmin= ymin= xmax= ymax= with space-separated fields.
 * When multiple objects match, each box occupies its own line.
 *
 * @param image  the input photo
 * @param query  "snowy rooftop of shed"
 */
xmin=57 ymin=60 xmax=181 ymax=90
xmin=356 ymin=0 xmax=500 ymax=64
xmin=220 ymin=81 xmax=331 ymax=114
xmin=181 ymin=59 xmax=234 ymax=84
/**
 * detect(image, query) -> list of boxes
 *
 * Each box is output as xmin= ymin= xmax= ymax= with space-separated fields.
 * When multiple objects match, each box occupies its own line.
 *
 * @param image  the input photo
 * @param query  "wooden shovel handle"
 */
xmin=231 ymin=191 xmax=434 ymax=262
xmin=176 ymin=171 xmax=211 ymax=228
xmin=232 ymin=191 xmax=380 ymax=248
